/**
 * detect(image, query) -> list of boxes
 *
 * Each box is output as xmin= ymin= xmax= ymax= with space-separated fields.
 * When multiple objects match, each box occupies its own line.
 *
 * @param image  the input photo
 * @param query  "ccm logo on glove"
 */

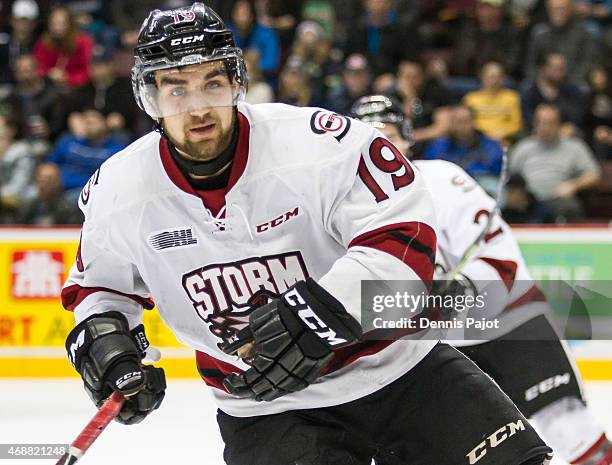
xmin=283 ymin=288 xmax=348 ymax=346
xmin=115 ymin=371 xmax=144 ymax=390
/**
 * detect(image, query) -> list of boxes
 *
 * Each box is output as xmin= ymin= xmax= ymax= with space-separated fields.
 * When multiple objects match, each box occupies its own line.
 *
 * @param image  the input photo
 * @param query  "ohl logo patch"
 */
xmin=310 ymin=110 xmax=351 ymax=142
xmin=148 ymin=227 xmax=199 ymax=252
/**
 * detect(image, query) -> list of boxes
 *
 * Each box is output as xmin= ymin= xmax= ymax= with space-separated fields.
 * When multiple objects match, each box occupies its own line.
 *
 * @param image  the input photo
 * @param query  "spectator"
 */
xmin=326 ymin=53 xmax=373 ymax=115
xmin=417 ymin=0 xmax=475 ymax=51
xmin=391 ymin=59 xmax=452 ymax=156
xmin=509 ymin=103 xmax=602 ymax=220
xmin=463 ymin=61 xmax=522 ymax=143
xmin=33 ymin=5 xmax=94 ymax=88
xmin=261 ymin=0 xmax=302 ymax=51
xmin=574 ymin=0 xmax=612 ymax=36
xmin=19 ymin=163 xmax=83 ymax=225
xmin=502 ymin=173 xmax=557 ymax=223
xmin=591 ymin=125 xmax=612 ymax=157
xmin=229 ymin=0 xmax=280 ymax=84
xmin=449 ymin=0 xmax=522 ymax=79
xmin=521 ymin=51 xmax=586 ymax=134
xmin=510 ymin=0 xmax=548 ymax=30
xmin=47 ymin=107 xmax=126 ymax=194
xmin=585 ymin=64 xmax=612 ymax=159
xmin=424 ymin=105 xmax=504 ymax=194
xmin=345 ymin=0 xmax=420 ymax=78
xmin=524 ymin=0 xmax=601 ymax=86
xmin=302 ymin=0 xmax=336 ymax=38
xmin=11 ymin=54 xmax=65 ymax=142
xmin=61 ymin=0 xmax=119 ymax=54
xmin=291 ymin=20 xmax=333 ymax=98
xmin=277 ymin=56 xmax=320 ymax=107
xmin=65 ymin=46 xmax=140 ymax=141
xmin=0 ymin=115 xmax=36 ymax=223
xmin=244 ymin=50 xmax=274 ymax=104
xmin=0 ymin=0 xmax=39 ymax=83
xmin=331 ymin=0 xmax=365 ymax=46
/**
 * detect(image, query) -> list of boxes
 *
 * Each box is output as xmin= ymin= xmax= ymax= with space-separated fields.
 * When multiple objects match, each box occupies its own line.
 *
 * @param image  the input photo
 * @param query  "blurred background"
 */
xmin=0 ymin=1 xmax=611 ymax=462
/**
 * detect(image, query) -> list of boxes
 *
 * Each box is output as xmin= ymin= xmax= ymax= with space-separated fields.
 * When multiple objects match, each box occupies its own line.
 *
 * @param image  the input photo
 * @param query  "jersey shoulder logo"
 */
xmin=310 ymin=110 xmax=351 ymax=142
xmin=451 ymin=174 xmax=477 ymax=193
xmin=148 ymin=227 xmax=199 ymax=251
xmin=80 ymin=168 xmax=101 ymax=206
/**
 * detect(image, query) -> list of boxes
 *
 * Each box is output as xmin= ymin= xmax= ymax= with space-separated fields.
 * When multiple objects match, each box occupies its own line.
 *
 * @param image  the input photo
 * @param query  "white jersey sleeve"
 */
xmin=415 ymin=160 xmax=533 ymax=319
xmin=61 ymin=166 xmax=155 ymax=328
xmin=318 ymin=122 xmax=437 ymax=322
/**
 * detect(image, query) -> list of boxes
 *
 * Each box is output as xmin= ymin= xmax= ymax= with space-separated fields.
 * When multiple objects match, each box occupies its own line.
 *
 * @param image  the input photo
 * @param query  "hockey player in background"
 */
xmin=352 ymin=95 xmax=612 ymax=465
xmin=61 ymin=4 xmax=552 ymax=465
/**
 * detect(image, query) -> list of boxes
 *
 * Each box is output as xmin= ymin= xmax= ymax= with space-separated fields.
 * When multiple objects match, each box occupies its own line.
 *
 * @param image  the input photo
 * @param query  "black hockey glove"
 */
xmin=65 ymin=311 xmax=166 ymax=425
xmin=220 ymin=278 xmax=362 ymax=402
xmin=432 ymin=275 xmax=476 ymax=297
xmin=431 ymin=274 xmax=478 ymax=317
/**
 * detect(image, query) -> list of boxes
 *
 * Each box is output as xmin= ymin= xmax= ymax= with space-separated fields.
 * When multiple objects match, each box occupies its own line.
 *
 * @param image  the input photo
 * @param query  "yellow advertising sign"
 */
xmin=0 ymin=228 xmax=196 ymax=378
xmin=0 ymin=230 xmax=184 ymax=348
xmin=0 ymin=228 xmax=611 ymax=380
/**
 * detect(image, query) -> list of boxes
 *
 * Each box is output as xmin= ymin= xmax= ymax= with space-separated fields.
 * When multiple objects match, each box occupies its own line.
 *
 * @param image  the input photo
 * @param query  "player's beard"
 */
xmin=165 ymin=110 xmax=235 ymax=162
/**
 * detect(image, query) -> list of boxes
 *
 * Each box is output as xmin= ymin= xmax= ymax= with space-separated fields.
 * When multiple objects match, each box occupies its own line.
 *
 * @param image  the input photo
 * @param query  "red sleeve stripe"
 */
xmin=322 ymin=339 xmax=396 ymax=376
xmin=503 ymin=285 xmax=547 ymax=313
xmin=348 ymin=222 xmax=437 ymax=283
xmin=195 ymin=350 xmax=242 ymax=391
xmin=61 ymin=284 xmax=155 ymax=311
xmin=478 ymin=257 xmax=518 ymax=292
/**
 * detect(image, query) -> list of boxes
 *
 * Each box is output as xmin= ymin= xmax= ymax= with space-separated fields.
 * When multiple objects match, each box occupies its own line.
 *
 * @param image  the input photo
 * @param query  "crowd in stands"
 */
xmin=0 ymin=0 xmax=610 ymax=225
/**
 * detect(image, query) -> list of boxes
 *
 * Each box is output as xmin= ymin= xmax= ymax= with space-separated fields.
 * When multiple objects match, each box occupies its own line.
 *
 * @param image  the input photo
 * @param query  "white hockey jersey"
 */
xmin=414 ymin=160 xmax=549 ymax=345
xmin=62 ymin=102 xmax=439 ymax=417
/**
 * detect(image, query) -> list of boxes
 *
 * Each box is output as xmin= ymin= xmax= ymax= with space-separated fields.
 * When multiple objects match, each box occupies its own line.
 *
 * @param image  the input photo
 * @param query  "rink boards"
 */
xmin=0 ymin=226 xmax=611 ymax=380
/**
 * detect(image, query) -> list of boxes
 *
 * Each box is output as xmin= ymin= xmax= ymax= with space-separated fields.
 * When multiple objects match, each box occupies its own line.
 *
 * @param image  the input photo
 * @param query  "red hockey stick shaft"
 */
xmin=55 ymin=392 xmax=125 ymax=465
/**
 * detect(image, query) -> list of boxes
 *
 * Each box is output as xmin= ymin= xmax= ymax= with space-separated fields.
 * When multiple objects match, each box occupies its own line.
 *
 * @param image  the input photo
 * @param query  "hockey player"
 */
xmin=61 ymin=4 xmax=552 ymax=464
xmin=352 ymin=95 xmax=612 ymax=465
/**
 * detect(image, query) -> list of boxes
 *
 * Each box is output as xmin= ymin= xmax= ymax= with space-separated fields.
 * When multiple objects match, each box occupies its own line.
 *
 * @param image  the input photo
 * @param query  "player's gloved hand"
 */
xmin=65 ymin=311 xmax=166 ymax=424
xmin=431 ymin=273 xmax=477 ymax=317
xmin=220 ymin=278 xmax=362 ymax=402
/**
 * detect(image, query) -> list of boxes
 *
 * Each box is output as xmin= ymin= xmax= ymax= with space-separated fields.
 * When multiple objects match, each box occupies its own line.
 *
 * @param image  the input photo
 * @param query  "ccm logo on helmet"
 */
xmin=466 ymin=420 xmax=525 ymax=464
xmin=283 ymin=288 xmax=347 ymax=346
xmin=170 ymin=34 xmax=205 ymax=46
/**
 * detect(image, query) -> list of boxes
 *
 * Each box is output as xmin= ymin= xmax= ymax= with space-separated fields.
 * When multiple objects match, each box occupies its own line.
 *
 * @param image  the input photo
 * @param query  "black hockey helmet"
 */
xmin=351 ymin=95 xmax=414 ymax=146
xmin=131 ymin=2 xmax=248 ymax=119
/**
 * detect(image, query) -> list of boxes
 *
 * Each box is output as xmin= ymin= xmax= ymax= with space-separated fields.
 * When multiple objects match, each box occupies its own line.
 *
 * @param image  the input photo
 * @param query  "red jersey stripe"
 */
xmin=478 ymin=257 xmax=518 ymax=292
xmin=195 ymin=350 xmax=243 ymax=391
xmin=61 ymin=284 xmax=155 ymax=311
xmin=348 ymin=222 xmax=436 ymax=283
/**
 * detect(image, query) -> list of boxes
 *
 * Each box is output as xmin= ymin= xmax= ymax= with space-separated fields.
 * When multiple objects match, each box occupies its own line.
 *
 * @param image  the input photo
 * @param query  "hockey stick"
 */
xmin=55 ymin=392 xmax=125 ymax=465
xmin=443 ymin=147 xmax=509 ymax=285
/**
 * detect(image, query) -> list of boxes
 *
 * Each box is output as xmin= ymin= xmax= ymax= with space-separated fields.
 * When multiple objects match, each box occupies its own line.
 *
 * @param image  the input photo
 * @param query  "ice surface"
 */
xmin=1 ymin=379 xmax=610 ymax=465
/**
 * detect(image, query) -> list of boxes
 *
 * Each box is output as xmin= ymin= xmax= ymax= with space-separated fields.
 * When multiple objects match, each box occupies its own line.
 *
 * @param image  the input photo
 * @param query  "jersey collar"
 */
xmin=159 ymin=111 xmax=251 ymax=199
